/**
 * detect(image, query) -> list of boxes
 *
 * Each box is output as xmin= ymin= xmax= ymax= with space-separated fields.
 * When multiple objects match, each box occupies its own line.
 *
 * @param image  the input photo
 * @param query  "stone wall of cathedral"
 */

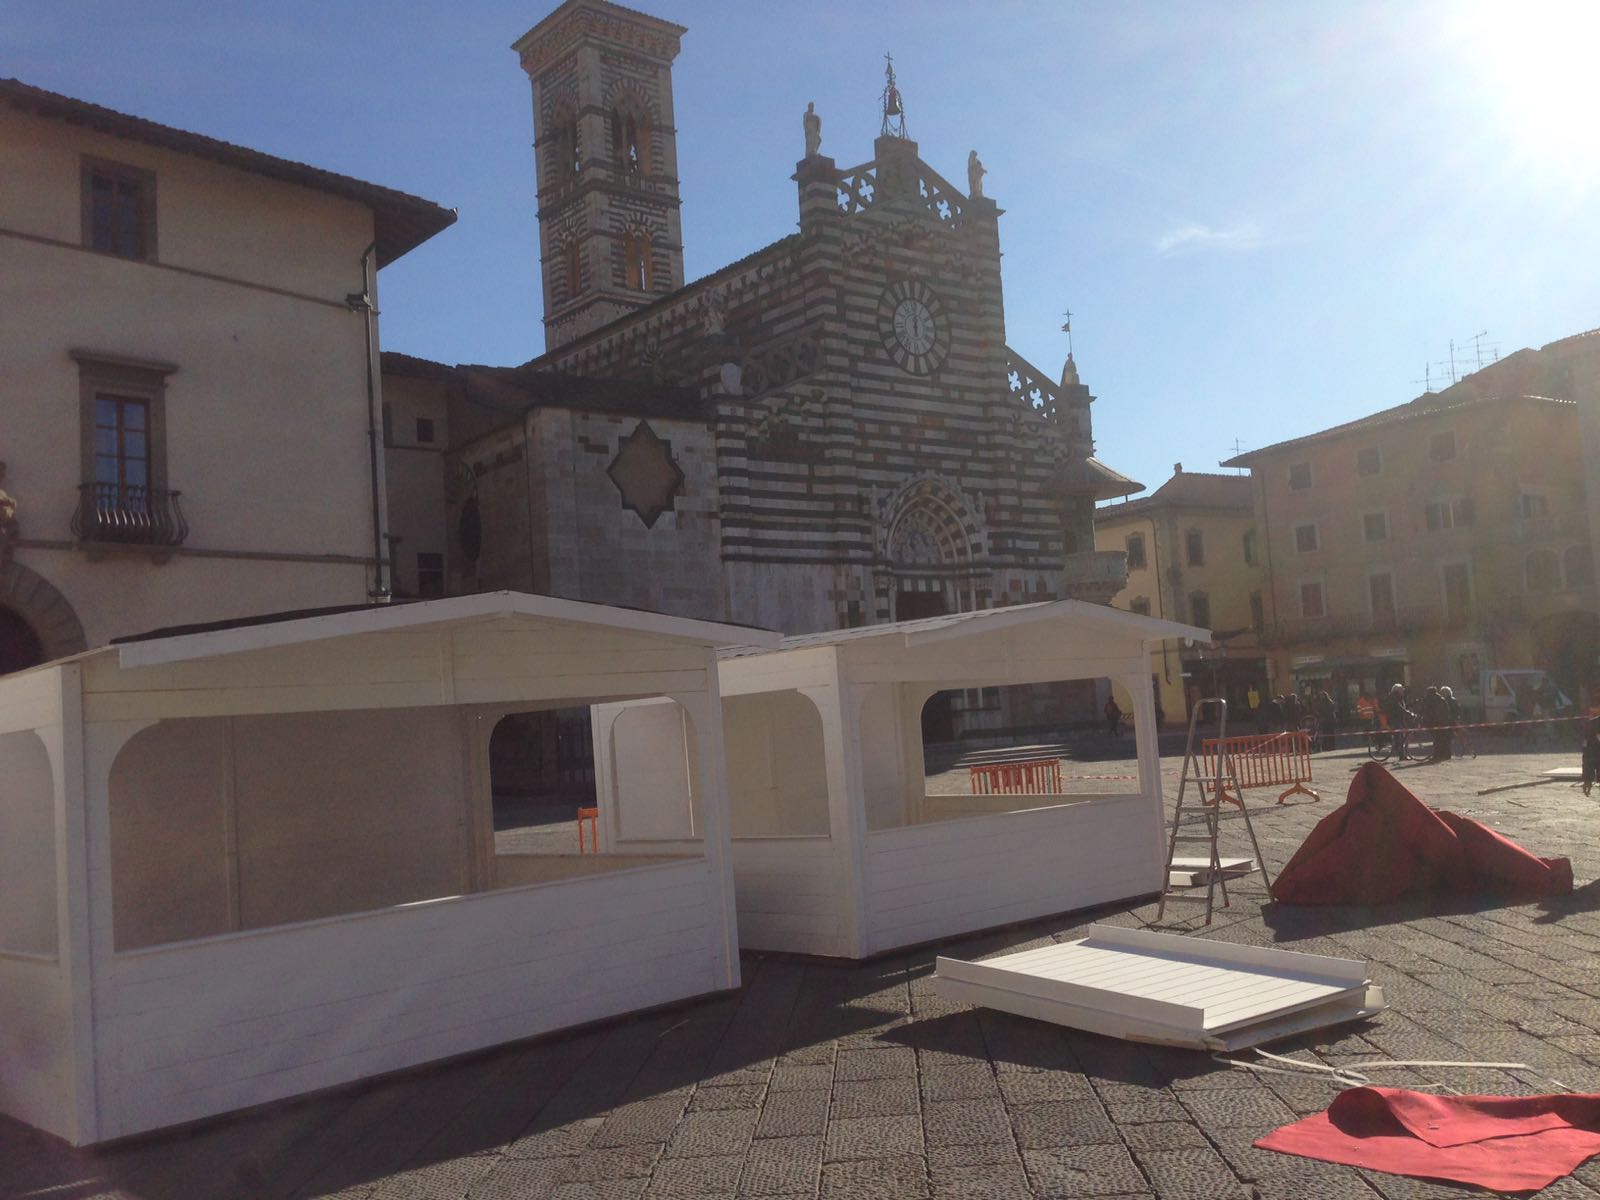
xmin=530 ymin=139 xmax=1093 ymax=634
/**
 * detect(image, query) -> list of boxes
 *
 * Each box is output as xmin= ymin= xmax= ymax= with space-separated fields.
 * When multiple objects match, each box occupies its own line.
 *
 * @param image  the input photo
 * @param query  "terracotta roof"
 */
xmin=1219 ymin=393 xmax=1574 ymax=467
xmin=1097 ymin=470 xmax=1251 ymax=519
xmin=1053 ymin=457 xmax=1143 ymax=500
xmin=1 ymin=78 xmax=456 ymax=268
xmin=379 ymin=352 xmax=709 ymax=436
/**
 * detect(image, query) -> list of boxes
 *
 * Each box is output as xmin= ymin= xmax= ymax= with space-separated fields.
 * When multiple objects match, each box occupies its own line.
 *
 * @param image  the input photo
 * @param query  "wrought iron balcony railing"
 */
xmin=72 ymin=482 xmax=187 ymax=548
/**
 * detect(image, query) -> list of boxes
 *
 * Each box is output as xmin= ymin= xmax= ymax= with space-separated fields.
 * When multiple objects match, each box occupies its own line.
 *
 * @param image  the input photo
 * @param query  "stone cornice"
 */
xmin=515 ymin=2 xmax=685 ymax=74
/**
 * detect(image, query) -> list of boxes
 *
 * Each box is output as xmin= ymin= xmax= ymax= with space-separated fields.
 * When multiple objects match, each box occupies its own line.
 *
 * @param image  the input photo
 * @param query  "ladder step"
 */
xmin=1158 ymin=892 xmax=1213 ymax=902
xmin=1171 ymin=834 xmax=1218 ymax=843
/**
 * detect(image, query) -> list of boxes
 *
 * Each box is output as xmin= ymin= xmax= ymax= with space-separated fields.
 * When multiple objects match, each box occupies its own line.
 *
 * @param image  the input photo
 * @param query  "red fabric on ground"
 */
xmin=1256 ymin=1086 xmax=1600 ymax=1193
xmin=1269 ymin=762 xmax=1572 ymax=905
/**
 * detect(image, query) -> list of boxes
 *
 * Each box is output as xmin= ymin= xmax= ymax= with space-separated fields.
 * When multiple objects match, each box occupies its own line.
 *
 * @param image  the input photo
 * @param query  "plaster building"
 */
xmin=0 ymin=79 xmax=455 ymax=674
xmin=384 ymin=0 xmax=1141 ymax=673
xmin=1223 ymin=389 xmax=1593 ymax=717
xmin=1094 ymin=466 xmax=1266 ymax=723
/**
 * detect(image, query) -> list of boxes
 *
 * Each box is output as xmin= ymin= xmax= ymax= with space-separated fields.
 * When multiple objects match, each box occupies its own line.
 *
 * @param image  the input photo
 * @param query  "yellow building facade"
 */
xmin=1095 ymin=467 xmax=1267 ymax=727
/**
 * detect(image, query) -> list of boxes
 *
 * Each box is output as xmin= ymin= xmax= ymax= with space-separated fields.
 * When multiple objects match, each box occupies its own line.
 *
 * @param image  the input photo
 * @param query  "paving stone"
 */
xmin=832 ymin=1077 xmax=921 ymax=1118
xmin=566 ymin=1144 xmax=663 ymax=1182
xmin=1175 ymin=1086 xmax=1296 ymax=1128
xmin=926 ymin=1138 xmax=1024 ymax=1169
xmin=928 ymin=1160 xmax=1034 ymax=1200
xmin=593 ymin=1097 xmax=690 ymax=1147
xmin=919 ymin=1060 xmax=1001 ymax=1102
xmin=466 ymin=1155 xmax=576 ymax=1199
xmin=1022 ymin=1143 xmax=1147 ymax=1197
xmin=363 ymin=1154 xmax=498 ymax=1199
xmin=663 ymin=1109 xmax=759 ymax=1159
xmin=1011 ymin=1099 xmax=1119 ymax=1148
xmin=645 ymin=1152 xmax=743 ymax=1197
xmin=690 ymin=1084 xmax=767 ymax=1111
xmin=835 ymin=1047 xmax=918 ymax=1081
xmin=922 ymin=1098 xmax=1012 ymax=1146
xmin=996 ymin=1069 xmax=1095 ymax=1104
xmin=504 ymin=1116 xmax=606 ymax=1160
xmin=549 ymin=1179 xmax=648 ymax=1200
xmin=769 ymin=1063 xmax=833 ymax=1092
xmin=819 ymin=1153 xmax=928 ymax=1198
xmin=1133 ymin=1147 xmax=1248 ymax=1200
xmin=1105 ymin=1098 xmax=1189 ymax=1126
xmin=737 ymin=1134 xmax=822 ymax=1195
xmin=1116 ymin=1121 xmax=1209 ymax=1153
xmin=823 ymin=1114 xmax=924 ymax=1162
xmin=754 ymin=1089 xmax=831 ymax=1139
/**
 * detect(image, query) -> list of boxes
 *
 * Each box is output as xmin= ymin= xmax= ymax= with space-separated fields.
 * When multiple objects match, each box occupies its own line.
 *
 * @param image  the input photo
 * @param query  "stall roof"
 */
xmin=115 ymin=591 xmax=779 ymax=670
xmin=719 ymin=600 xmax=1208 ymax=660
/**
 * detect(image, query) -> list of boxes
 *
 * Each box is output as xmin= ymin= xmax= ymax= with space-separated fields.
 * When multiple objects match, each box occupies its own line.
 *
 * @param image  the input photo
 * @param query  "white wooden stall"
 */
xmin=704 ymin=602 xmax=1202 ymax=959
xmin=0 ymin=592 xmax=775 ymax=1146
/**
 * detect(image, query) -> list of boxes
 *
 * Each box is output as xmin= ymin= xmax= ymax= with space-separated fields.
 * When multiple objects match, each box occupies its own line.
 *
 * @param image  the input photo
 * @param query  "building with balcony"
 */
xmin=1094 ymin=466 xmax=1267 ymax=724
xmin=0 ymin=79 xmax=455 ymax=673
xmin=1223 ymin=390 xmax=1593 ymax=717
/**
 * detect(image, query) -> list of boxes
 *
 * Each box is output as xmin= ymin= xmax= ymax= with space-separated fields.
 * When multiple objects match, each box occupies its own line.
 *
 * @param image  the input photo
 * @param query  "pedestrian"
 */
xmin=1437 ymin=686 xmax=1459 ymax=761
xmin=1247 ymin=684 xmax=1264 ymax=733
xmin=1420 ymin=686 xmax=1449 ymax=762
xmin=1104 ymin=695 xmax=1122 ymax=737
xmin=1582 ymin=717 xmax=1600 ymax=797
xmin=1153 ymin=692 xmax=1165 ymax=732
xmin=1312 ymin=688 xmax=1338 ymax=752
xmin=1284 ymin=690 xmax=1304 ymax=734
xmin=1355 ymin=688 xmax=1378 ymax=730
xmin=1382 ymin=683 xmax=1416 ymax=760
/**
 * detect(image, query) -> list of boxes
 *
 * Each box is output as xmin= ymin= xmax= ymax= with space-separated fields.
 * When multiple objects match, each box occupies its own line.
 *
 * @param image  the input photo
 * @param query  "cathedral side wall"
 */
xmin=529 ymin=408 xmax=721 ymax=619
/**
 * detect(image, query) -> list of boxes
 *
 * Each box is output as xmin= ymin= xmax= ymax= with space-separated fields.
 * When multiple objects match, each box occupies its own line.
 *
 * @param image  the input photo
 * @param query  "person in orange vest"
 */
xmin=1355 ymin=689 xmax=1378 ymax=727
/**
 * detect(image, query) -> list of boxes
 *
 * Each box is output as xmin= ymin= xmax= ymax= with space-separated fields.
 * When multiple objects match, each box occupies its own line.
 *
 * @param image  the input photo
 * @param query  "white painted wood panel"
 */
xmin=93 ymin=859 xmax=722 ymax=1139
xmin=863 ymin=797 xmax=1163 ymax=954
xmin=0 ymin=955 xmax=72 ymax=1140
xmin=935 ymin=925 xmax=1379 ymax=1049
xmin=731 ymin=838 xmax=845 ymax=957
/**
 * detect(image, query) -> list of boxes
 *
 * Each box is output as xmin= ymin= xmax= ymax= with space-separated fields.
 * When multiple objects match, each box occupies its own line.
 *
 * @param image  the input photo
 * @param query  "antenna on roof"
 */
xmin=1227 ymin=437 xmax=1247 ymax=474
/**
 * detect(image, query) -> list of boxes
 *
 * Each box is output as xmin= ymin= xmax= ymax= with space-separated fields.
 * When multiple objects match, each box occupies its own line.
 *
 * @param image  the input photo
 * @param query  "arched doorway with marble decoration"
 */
xmin=877 ymin=476 xmax=989 ymax=743
xmin=0 ymin=561 xmax=86 ymax=677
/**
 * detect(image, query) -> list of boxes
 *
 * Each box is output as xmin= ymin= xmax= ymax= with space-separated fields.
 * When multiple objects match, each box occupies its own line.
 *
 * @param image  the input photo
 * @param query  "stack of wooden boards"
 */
xmin=934 ymin=924 xmax=1385 ymax=1051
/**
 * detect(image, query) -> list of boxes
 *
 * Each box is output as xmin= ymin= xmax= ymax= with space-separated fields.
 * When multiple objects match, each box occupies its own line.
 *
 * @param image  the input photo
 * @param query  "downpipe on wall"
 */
xmin=347 ymin=242 xmax=389 ymax=603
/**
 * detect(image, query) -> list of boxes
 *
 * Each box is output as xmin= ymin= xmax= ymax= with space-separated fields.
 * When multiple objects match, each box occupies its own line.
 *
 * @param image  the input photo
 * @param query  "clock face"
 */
xmin=877 ymin=280 xmax=949 ymax=374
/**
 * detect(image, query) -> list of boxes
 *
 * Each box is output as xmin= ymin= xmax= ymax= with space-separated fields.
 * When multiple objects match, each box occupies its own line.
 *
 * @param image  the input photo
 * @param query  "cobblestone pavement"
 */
xmin=8 ymin=747 xmax=1600 ymax=1199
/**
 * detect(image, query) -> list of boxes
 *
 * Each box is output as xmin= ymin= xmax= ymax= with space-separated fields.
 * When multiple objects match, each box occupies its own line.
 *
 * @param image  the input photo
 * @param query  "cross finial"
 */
xmin=1061 ymin=309 xmax=1074 ymax=356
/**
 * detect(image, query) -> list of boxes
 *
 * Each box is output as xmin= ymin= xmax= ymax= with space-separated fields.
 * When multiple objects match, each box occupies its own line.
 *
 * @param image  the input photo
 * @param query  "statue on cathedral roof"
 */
xmin=803 ymin=102 xmax=821 ymax=157
xmin=967 ymin=150 xmax=986 ymax=198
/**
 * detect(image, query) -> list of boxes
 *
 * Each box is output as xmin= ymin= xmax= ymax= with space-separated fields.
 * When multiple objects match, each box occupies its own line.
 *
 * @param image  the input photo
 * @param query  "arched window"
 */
xmin=611 ymin=110 xmax=643 ymax=173
xmin=565 ymin=116 xmax=582 ymax=175
xmin=1526 ymin=548 xmax=1561 ymax=594
xmin=563 ymin=240 xmax=581 ymax=299
xmin=1565 ymin=544 xmax=1594 ymax=589
xmin=622 ymin=231 xmax=651 ymax=291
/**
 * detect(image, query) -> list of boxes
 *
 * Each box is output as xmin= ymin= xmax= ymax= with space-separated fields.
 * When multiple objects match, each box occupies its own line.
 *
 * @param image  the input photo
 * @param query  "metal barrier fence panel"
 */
xmin=1199 ymin=732 xmax=1319 ymax=806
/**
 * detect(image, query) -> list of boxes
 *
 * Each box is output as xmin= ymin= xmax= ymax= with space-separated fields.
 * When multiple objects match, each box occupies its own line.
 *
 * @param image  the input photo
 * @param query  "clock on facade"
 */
xmin=877 ymin=280 xmax=949 ymax=375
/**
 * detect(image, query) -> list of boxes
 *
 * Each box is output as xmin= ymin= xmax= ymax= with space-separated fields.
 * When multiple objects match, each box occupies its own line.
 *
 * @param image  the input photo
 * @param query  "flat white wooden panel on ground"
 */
xmin=935 ymin=923 xmax=1385 ymax=1050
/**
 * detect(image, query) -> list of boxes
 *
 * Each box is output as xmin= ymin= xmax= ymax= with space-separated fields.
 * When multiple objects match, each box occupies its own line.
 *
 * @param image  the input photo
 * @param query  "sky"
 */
xmin=11 ymin=0 xmax=1600 ymax=495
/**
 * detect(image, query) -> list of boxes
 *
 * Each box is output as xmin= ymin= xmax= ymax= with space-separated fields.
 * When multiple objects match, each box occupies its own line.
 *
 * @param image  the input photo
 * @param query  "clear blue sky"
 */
xmin=13 ymin=0 xmax=1600 ymax=494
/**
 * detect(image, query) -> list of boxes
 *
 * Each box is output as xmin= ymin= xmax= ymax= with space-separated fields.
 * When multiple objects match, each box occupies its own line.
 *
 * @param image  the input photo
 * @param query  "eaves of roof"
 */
xmin=1 ymin=77 xmax=456 ymax=268
xmin=1220 ymin=393 xmax=1575 ymax=468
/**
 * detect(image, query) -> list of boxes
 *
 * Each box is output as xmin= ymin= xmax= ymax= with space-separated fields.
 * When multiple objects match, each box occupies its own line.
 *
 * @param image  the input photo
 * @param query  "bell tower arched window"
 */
xmin=563 ymin=240 xmax=581 ymax=300
xmin=565 ymin=116 xmax=582 ymax=175
xmin=622 ymin=231 xmax=651 ymax=291
xmin=612 ymin=110 xmax=642 ymax=173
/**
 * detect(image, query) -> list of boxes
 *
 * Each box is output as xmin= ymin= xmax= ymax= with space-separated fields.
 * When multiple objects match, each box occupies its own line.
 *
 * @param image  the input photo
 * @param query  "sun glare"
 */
xmin=1450 ymin=0 xmax=1600 ymax=186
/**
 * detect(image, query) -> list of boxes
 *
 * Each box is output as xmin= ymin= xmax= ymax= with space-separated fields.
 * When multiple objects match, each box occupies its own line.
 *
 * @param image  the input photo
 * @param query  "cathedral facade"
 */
xmin=387 ymin=0 xmax=1138 ymax=641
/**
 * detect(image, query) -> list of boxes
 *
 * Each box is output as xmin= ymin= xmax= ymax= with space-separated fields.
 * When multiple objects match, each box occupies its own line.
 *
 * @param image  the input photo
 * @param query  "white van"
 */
xmin=1479 ymin=669 xmax=1571 ymax=723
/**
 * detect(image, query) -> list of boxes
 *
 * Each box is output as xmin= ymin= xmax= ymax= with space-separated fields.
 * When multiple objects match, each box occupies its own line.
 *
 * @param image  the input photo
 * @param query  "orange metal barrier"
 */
xmin=1199 ymin=731 xmax=1319 ymax=806
xmin=969 ymin=757 xmax=1065 ymax=795
xmin=577 ymin=806 xmax=599 ymax=853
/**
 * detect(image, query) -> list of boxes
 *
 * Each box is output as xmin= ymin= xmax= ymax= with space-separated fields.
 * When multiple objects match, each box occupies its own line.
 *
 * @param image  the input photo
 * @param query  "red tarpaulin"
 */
xmin=1256 ymin=1086 xmax=1600 ymax=1193
xmin=1270 ymin=763 xmax=1572 ymax=906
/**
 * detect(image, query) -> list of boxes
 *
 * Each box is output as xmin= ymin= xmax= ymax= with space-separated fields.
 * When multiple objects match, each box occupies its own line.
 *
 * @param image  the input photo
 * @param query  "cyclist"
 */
xmin=1382 ymin=684 xmax=1417 ymax=761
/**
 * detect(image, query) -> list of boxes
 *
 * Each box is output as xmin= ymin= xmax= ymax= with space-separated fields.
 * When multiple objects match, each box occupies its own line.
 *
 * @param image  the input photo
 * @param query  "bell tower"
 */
xmin=513 ymin=1 xmax=687 ymax=353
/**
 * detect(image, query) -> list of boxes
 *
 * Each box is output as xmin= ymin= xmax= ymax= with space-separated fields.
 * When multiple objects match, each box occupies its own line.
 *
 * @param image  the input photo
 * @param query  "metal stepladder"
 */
xmin=1155 ymin=698 xmax=1274 ymax=925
